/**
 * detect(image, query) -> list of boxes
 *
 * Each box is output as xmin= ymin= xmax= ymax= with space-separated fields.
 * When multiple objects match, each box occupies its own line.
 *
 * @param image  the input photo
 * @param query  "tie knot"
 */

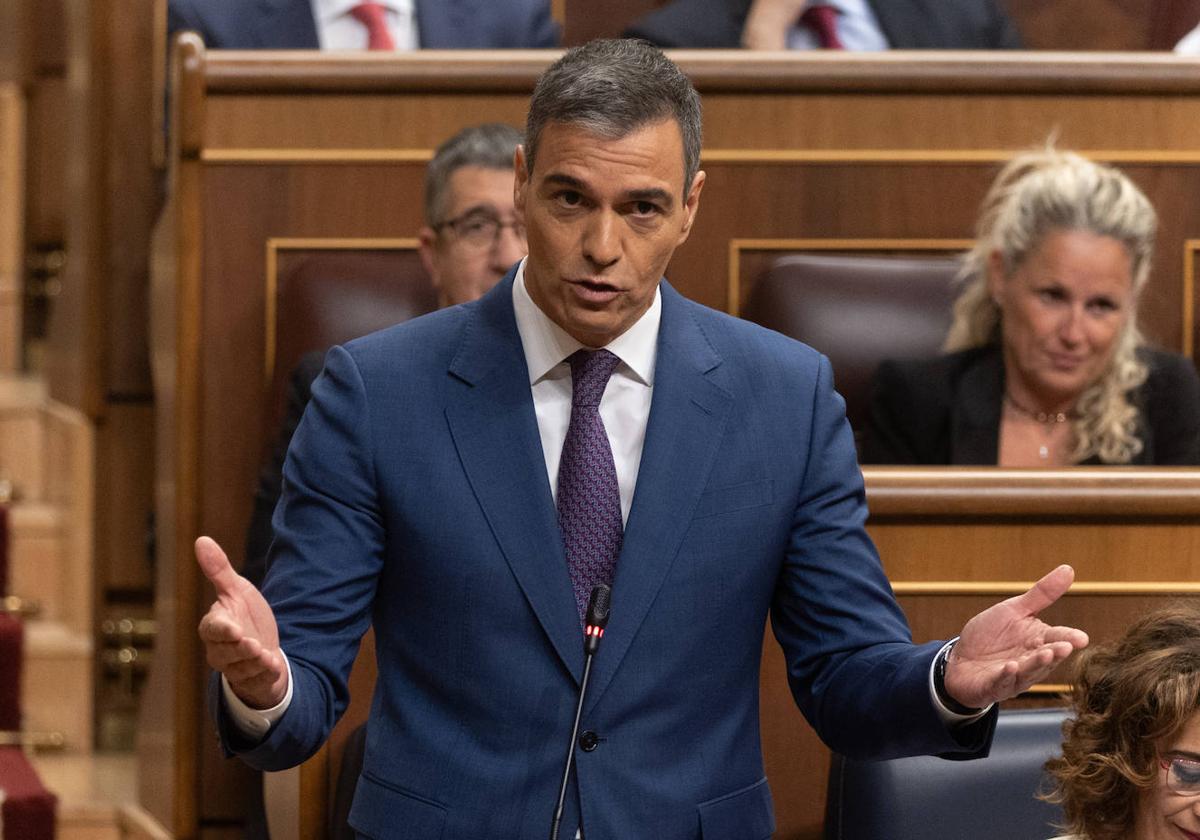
xmin=568 ymin=349 xmax=620 ymax=407
xmin=349 ymin=2 xmax=395 ymax=50
xmin=800 ymin=4 xmax=843 ymax=49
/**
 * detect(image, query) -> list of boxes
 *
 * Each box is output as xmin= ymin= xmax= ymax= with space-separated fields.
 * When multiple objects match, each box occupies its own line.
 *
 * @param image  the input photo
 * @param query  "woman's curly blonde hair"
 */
xmin=944 ymin=148 xmax=1156 ymax=463
xmin=1044 ymin=603 xmax=1200 ymax=840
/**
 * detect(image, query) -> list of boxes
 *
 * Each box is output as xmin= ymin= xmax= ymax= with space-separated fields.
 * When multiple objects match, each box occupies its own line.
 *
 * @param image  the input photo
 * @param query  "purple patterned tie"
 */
xmin=557 ymin=349 xmax=624 ymax=621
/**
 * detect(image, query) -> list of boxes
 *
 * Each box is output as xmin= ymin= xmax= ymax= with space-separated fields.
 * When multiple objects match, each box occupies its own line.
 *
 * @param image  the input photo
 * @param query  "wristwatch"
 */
xmin=934 ymin=637 xmax=985 ymax=716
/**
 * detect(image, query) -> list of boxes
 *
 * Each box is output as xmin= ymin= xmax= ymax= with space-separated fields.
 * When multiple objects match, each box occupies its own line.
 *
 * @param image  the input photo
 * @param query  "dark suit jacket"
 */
xmin=625 ymin=0 xmax=1021 ymax=49
xmin=244 ymin=351 xmax=325 ymax=589
xmin=218 ymin=273 xmax=993 ymax=838
xmin=864 ymin=344 xmax=1200 ymax=465
xmin=168 ymin=0 xmax=560 ymax=49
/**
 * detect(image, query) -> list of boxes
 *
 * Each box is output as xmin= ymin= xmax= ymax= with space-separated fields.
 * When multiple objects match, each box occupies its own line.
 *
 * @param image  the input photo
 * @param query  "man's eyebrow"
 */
xmin=542 ymin=173 xmax=587 ymax=191
xmin=624 ymin=187 xmax=675 ymax=209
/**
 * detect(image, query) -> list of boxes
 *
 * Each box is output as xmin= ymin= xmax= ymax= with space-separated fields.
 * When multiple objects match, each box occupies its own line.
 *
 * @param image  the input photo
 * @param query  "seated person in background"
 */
xmin=626 ymin=0 xmax=1021 ymax=50
xmin=865 ymin=149 xmax=1200 ymax=466
xmin=244 ymin=122 xmax=527 ymax=589
xmin=1043 ymin=602 xmax=1200 ymax=840
xmin=167 ymin=0 xmax=558 ymax=50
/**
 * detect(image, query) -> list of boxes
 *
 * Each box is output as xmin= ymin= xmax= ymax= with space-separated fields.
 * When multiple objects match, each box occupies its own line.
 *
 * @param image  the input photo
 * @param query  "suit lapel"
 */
xmin=585 ymin=283 xmax=733 ymax=711
xmin=253 ymin=0 xmax=320 ymax=47
xmin=416 ymin=0 xmax=482 ymax=47
xmin=951 ymin=347 xmax=1003 ymax=464
xmin=445 ymin=276 xmax=583 ymax=681
xmin=868 ymin=0 xmax=937 ymax=49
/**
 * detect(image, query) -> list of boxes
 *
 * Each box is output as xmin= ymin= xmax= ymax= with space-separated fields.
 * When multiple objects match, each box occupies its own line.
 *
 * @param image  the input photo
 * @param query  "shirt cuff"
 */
xmin=928 ymin=639 xmax=993 ymax=726
xmin=220 ymin=650 xmax=294 ymax=740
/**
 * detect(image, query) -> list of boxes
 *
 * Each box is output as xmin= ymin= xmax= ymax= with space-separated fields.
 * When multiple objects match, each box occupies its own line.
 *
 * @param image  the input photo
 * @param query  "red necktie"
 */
xmin=800 ymin=4 xmax=844 ymax=50
xmin=349 ymin=3 xmax=396 ymax=51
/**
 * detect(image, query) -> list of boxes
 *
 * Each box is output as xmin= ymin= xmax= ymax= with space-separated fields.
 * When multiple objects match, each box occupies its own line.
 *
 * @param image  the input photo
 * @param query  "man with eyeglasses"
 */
xmin=245 ymin=123 xmax=526 ymax=592
xmin=417 ymin=123 xmax=528 ymax=309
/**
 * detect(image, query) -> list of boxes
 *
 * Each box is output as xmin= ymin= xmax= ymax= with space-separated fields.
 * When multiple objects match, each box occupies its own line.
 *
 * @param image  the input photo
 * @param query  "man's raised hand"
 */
xmin=195 ymin=536 xmax=289 ymax=709
xmin=943 ymin=564 xmax=1089 ymax=710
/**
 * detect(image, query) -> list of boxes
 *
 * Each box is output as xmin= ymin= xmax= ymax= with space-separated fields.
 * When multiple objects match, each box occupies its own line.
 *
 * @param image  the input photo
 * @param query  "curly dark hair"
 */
xmin=1044 ymin=602 xmax=1200 ymax=840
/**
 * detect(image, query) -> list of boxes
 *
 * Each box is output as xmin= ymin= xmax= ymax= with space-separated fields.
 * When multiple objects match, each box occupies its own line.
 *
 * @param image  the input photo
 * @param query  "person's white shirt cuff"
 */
xmin=221 ymin=650 xmax=294 ymax=740
xmin=928 ymin=638 xmax=993 ymax=726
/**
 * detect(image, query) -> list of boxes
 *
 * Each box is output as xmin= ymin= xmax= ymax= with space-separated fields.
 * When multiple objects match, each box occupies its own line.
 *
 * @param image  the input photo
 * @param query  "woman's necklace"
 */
xmin=1003 ymin=392 xmax=1075 ymax=461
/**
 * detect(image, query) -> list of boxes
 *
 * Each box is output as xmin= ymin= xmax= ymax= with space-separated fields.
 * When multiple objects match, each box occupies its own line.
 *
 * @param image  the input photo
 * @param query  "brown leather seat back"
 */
xmin=741 ymin=253 xmax=960 ymax=440
xmin=269 ymin=250 xmax=438 ymax=431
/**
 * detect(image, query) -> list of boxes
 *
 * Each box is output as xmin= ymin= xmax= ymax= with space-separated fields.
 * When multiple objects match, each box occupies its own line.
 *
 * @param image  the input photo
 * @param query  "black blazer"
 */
xmin=864 ymin=344 xmax=1200 ymax=465
xmin=625 ymin=0 xmax=1022 ymax=49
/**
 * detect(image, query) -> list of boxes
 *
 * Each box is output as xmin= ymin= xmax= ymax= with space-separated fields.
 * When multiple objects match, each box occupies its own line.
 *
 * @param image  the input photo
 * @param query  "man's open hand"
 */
xmin=944 ymin=564 xmax=1088 ymax=709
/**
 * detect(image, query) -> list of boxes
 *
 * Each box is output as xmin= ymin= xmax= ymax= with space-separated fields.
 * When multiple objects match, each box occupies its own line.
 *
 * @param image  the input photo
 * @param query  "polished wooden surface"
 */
xmin=0 ymin=85 xmax=23 ymax=373
xmin=1006 ymin=0 xmax=1200 ymax=50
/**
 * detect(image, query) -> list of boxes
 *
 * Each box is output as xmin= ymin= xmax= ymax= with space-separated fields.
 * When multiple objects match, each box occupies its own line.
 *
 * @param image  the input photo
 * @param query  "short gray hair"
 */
xmin=524 ymin=38 xmax=703 ymax=196
xmin=424 ymin=123 xmax=522 ymax=226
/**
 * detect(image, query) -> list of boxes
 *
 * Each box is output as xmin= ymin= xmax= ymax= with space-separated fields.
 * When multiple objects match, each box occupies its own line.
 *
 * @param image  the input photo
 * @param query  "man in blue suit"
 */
xmin=167 ymin=0 xmax=559 ymax=50
xmin=197 ymin=39 xmax=1087 ymax=839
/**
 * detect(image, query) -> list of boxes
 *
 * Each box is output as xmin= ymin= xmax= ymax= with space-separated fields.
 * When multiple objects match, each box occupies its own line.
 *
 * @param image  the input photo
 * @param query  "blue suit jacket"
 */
xmin=168 ymin=0 xmax=559 ymax=49
xmin=220 ymin=274 xmax=992 ymax=839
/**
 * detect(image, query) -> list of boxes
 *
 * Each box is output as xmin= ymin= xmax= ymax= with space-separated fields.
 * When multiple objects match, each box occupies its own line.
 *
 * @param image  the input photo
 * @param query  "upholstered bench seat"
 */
xmin=0 ymin=746 xmax=56 ymax=840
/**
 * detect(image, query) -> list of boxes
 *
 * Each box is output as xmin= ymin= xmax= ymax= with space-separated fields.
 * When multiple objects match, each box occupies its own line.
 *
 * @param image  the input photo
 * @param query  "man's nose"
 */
xmin=582 ymin=211 xmax=620 ymax=269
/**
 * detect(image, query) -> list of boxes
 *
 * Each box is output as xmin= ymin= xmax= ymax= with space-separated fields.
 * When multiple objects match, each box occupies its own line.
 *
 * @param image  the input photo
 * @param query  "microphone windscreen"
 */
xmin=586 ymin=585 xmax=612 ymax=629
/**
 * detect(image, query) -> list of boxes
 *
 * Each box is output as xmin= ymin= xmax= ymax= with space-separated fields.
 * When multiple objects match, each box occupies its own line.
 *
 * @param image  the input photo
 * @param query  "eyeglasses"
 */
xmin=435 ymin=210 xmax=526 ymax=249
xmin=1160 ymin=755 xmax=1200 ymax=795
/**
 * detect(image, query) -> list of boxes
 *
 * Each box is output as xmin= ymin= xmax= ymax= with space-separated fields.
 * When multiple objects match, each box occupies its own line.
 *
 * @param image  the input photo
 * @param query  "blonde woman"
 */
xmin=866 ymin=150 xmax=1200 ymax=465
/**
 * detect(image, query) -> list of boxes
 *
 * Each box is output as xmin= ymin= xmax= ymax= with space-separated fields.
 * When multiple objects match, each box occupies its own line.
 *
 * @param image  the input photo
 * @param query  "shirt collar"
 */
xmin=511 ymin=258 xmax=659 ymax=388
xmin=803 ymin=0 xmax=851 ymax=13
xmin=312 ymin=0 xmax=410 ymax=25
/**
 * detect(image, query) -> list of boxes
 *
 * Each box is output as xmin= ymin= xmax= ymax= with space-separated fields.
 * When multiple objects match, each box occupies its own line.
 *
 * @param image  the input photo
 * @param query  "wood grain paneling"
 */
xmin=0 ymin=85 xmax=24 ymax=373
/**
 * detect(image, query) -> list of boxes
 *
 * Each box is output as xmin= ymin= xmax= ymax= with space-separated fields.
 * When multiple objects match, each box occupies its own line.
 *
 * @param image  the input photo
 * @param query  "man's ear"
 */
xmin=418 ymin=226 xmax=441 ymax=288
xmin=677 ymin=169 xmax=706 ymax=245
xmin=514 ymin=145 xmax=529 ymax=215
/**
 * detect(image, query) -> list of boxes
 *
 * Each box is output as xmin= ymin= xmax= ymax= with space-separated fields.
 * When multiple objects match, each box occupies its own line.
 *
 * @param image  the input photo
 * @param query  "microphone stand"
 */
xmin=550 ymin=585 xmax=611 ymax=840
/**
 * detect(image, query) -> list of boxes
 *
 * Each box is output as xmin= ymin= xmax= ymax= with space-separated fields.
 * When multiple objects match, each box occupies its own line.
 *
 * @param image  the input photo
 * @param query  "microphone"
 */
xmin=584 ymin=584 xmax=611 ymax=656
xmin=550 ymin=585 xmax=612 ymax=840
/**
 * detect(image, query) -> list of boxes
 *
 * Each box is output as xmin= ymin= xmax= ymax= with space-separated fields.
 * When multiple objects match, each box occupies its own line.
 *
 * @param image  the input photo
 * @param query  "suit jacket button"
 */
xmin=579 ymin=730 xmax=599 ymax=752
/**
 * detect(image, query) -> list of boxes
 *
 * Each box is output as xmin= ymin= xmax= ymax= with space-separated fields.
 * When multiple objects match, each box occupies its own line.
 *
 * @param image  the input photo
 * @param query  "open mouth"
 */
xmin=570 ymin=278 xmax=622 ymax=303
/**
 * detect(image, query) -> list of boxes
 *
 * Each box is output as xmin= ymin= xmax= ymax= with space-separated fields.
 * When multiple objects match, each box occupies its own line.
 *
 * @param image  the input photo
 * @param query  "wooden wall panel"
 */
xmin=561 ymin=0 xmax=661 ymax=45
xmin=1005 ymin=0 xmax=1200 ymax=50
xmin=0 ymin=86 xmax=24 ymax=373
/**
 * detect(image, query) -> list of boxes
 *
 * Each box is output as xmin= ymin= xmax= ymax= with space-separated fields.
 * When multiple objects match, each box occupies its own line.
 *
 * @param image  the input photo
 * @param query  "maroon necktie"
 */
xmin=349 ymin=3 xmax=396 ymax=50
xmin=800 ymin=4 xmax=844 ymax=50
xmin=557 ymin=350 xmax=624 ymax=622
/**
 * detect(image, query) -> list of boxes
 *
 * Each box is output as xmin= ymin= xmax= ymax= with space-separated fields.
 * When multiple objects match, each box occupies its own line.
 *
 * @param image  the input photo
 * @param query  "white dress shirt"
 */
xmin=511 ymin=260 xmax=658 ymax=525
xmin=1177 ymin=22 xmax=1200 ymax=54
xmin=310 ymin=0 xmax=419 ymax=50
xmin=223 ymin=258 xmax=985 ymax=740
xmin=786 ymin=0 xmax=889 ymax=51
